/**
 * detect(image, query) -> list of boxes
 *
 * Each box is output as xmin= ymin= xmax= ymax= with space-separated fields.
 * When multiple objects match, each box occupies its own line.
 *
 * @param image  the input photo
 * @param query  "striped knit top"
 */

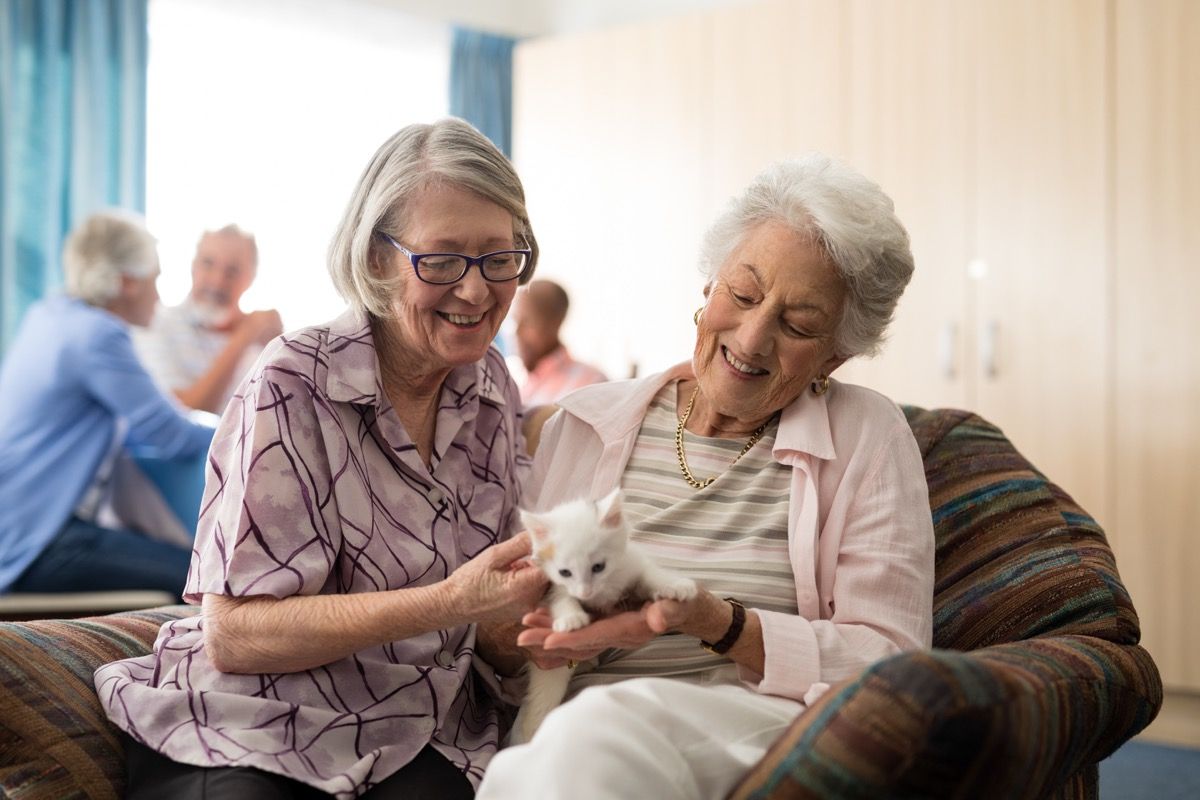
xmin=568 ymin=381 xmax=797 ymax=695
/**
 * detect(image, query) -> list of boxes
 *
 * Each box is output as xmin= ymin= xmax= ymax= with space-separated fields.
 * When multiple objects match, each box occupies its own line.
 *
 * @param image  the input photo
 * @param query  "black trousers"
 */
xmin=122 ymin=734 xmax=474 ymax=800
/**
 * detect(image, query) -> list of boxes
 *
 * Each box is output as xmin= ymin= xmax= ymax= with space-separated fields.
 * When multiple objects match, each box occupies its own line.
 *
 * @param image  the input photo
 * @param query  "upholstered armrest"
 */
xmin=0 ymin=606 xmax=196 ymax=799
xmin=729 ymin=635 xmax=1162 ymax=800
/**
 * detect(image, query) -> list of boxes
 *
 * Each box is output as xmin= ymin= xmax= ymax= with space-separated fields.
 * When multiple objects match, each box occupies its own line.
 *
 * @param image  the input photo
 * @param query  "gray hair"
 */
xmin=699 ymin=154 xmax=914 ymax=359
xmin=63 ymin=210 xmax=158 ymax=306
xmin=199 ymin=223 xmax=258 ymax=269
xmin=328 ymin=118 xmax=539 ymax=318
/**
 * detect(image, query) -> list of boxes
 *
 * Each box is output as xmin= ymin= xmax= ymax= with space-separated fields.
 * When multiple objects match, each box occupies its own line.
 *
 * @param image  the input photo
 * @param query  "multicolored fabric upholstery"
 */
xmin=0 ymin=409 xmax=1162 ymax=799
xmin=729 ymin=408 xmax=1162 ymax=800
xmin=0 ymin=607 xmax=194 ymax=799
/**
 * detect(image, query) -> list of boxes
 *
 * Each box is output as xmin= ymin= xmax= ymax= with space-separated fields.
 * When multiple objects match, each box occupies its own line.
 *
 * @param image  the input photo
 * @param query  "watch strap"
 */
xmin=701 ymin=597 xmax=746 ymax=655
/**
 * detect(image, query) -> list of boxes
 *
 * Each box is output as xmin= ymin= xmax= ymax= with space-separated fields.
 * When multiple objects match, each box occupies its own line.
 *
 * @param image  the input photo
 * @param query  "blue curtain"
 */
xmin=449 ymin=27 xmax=515 ymax=157
xmin=0 ymin=0 xmax=147 ymax=352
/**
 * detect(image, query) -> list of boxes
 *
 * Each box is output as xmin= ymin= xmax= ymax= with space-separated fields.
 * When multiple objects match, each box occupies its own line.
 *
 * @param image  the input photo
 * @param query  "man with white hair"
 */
xmin=134 ymin=225 xmax=282 ymax=413
xmin=0 ymin=211 xmax=215 ymax=596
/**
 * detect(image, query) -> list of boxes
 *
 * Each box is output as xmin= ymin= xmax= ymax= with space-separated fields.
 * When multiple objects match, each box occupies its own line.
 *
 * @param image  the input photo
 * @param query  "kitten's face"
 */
xmin=523 ymin=491 xmax=628 ymax=603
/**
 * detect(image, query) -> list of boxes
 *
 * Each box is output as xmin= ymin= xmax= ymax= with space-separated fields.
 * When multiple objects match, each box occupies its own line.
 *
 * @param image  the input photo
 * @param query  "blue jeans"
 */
xmin=11 ymin=516 xmax=191 ymax=598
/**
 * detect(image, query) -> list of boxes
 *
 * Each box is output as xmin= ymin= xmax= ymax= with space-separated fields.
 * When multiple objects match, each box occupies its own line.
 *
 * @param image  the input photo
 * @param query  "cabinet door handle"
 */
xmin=980 ymin=320 xmax=999 ymax=378
xmin=939 ymin=321 xmax=957 ymax=379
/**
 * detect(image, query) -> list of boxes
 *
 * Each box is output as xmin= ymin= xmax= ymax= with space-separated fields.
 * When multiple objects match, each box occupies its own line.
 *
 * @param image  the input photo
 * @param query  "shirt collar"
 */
xmin=774 ymin=383 xmax=837 ymax=461
xmin=323 ymin=308 xmax=507 ymax=409
xmin=530 ymin=345 xmax=570 ymax=378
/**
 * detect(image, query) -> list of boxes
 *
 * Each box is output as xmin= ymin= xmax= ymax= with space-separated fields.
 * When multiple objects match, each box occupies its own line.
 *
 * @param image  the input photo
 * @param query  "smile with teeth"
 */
xmin=438 ymin=311 xmax=485 ymax=326
xmin=722 ymin=346 xmax=769 ymax=376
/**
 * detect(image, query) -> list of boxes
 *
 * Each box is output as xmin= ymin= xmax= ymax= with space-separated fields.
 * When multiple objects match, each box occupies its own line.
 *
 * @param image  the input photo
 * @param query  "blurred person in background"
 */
xmin=133 ymin=224 xmax=282 ymax=413
xmin=0 ymin=211 xmax=215 ymax=597
xmin=514 ymin=278 xmax=607 ymax=406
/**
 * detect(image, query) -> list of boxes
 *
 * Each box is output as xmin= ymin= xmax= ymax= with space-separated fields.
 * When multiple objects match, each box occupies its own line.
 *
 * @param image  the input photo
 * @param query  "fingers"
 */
xmin=487 ymin=532 xmax=532 ymax=566
xmin=509 ymin=564 xmax=549 ymax=600
xmin=541 ymin=611 xmax=652 ymax=651
xmin=644 ymin=599 xmax=686 ymax=634
xmin=522 ymin=608 xmax=553 ymax=629
xmin=516 ymin=626 xmax=551 ymax=648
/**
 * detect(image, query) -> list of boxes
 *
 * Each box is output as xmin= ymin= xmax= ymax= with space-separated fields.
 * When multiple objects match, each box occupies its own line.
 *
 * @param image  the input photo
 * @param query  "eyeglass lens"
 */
xmin=417 ymin=252 xmax=528 ymax=284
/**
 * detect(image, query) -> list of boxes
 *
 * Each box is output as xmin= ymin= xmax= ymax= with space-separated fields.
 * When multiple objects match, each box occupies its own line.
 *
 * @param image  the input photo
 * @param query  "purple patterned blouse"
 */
xmin=95 ymin=310 xmax=530 ymax=797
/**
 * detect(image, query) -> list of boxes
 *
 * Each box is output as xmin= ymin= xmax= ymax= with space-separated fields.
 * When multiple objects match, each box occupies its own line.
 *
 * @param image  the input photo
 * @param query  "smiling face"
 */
xmin=374 ymin=182 xmax=520 ymax=376
xmin=190 ymin=232 xmax=256 ymax=324
xmin=694 ymin=220 xmax=848 ymax=424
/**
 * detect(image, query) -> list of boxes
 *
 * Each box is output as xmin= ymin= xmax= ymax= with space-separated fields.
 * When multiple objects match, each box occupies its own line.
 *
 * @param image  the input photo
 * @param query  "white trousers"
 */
xmin=477 ymin=674 xmax=805 ymax=800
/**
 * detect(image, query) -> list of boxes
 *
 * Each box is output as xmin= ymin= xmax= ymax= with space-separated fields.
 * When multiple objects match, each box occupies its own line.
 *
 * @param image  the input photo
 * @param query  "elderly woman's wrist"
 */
xmin=684 ymin=592 xmax=735 ymax=643
xmin=434 ymin=578 xmax=472 ymax=629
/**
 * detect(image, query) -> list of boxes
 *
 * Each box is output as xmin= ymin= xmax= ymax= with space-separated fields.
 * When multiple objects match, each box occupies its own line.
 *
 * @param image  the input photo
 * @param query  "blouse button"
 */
xmin=427 ymin=487 xmax=445 ymax=505
xmin=435 ymin=650 xmax=455 ymax=669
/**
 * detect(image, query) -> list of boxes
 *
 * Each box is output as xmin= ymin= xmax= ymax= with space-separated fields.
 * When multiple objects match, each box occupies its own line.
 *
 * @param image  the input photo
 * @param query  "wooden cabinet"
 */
xmin=708 ymin=0 xmax=849 ymax=209
xmin=835 ymin=0 xmax=975 ymax=413
xmin=1113 ymin=0 xmax=1200 ymax=696
xmin=837 ymin=0 xmax=1110 ymax=526
xmin=972 ymin=0 xmax=1110 ymax=524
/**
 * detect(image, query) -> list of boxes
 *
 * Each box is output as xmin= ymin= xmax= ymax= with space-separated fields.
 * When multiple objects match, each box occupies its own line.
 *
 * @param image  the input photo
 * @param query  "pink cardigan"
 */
xmin=526 ymin=366 xmax=935 ymax=705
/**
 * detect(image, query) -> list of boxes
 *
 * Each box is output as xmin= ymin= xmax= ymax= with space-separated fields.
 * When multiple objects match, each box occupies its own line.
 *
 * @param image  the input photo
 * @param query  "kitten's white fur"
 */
xmin=509 ymin=488 xmax=697 ymax=745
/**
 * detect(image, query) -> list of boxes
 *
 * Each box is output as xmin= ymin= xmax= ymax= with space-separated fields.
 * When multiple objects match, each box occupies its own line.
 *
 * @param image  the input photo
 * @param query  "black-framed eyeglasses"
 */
xmin=378 ymin=232 xmax=532 ymax=285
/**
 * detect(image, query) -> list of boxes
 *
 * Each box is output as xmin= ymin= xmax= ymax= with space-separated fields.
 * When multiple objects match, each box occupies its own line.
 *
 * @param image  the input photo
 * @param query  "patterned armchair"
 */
xmin=729 ymin=407 xmax=1163 ymax=799
xmin=0 ymin=409 xmax=1162 ymax=799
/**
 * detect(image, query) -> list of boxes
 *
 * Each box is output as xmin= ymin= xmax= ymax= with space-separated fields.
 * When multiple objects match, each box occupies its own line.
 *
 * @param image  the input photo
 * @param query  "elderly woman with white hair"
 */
xmin=477 ymin=154 xmax=936 ymax=800
xmin=0 ymin=211 xmax=214 ymax=597
xmin=95 ymin=119 xmax=549 ymax=799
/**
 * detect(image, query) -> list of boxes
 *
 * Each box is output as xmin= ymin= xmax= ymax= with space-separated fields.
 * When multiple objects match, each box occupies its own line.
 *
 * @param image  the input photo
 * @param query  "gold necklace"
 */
xmin=675 ymin=386 xmax=769 ymax=490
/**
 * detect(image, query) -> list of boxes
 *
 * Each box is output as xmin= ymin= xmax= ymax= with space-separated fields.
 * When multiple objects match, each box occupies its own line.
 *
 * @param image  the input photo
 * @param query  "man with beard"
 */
xmin=134 ymin=225 xmax=282 ymax=413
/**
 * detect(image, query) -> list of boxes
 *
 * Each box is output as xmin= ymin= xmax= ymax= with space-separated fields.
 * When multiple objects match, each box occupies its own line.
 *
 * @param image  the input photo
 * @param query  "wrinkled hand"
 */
xmin=516 ymin=592 xmax=712 ymax=669
xmin=448 ymin=533 xmax=549 ymax=625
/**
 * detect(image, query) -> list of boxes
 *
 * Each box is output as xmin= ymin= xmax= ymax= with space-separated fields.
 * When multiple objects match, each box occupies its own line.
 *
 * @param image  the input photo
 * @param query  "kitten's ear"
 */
xmin=595 ymin=488 xmax=624 ymax=529
xmin=521 ymin=509 xmax=550 ymax=542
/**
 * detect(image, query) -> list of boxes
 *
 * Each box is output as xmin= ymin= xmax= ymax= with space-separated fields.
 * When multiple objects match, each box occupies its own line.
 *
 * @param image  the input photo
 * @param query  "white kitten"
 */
xmin=508 ymin=488 xmax=697 ymax=745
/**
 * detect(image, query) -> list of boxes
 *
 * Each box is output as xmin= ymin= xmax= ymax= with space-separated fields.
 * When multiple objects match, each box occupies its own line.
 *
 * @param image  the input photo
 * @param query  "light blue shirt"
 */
xmin=0 ymin=295 xmax=214 ymax=592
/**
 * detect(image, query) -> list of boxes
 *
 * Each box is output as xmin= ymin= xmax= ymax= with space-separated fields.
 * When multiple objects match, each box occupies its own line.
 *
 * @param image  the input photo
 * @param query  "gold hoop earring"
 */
xmin=812 ymin=375 xmax=830 ymax=396
xmin=693 ymin=307 xmax=703 ymax=325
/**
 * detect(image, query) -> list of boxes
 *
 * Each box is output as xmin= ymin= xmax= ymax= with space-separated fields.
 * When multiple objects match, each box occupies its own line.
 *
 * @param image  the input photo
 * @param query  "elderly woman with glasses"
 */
xmin=95 ymin=119 xmax=549 ymax=800
xmin=477 ymin=154 xmax=936 ymax=800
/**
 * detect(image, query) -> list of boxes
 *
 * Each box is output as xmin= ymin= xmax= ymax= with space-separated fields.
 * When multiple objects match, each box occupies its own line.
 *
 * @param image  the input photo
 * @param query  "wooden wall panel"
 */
xmin=708 ymin=0 xmax=848 ymax=214
xmin=514 ymin=16 xmax=713 ymax=378
xmin=1113 ymin=0 xmax=1200 ymax=692
xmin=972 ymin=0 xmax=1110 ymax=526
xmin=836 ymin=0 xmax=975 ymax=411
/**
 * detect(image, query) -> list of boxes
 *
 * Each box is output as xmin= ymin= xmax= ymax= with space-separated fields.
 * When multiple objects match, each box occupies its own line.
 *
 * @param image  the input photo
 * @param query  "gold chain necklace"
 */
xmin=675 ymin=386 xmax=769 ymax=490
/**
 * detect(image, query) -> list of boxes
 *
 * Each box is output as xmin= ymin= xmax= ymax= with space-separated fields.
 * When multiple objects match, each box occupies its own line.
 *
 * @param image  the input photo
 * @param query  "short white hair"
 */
xmin=63 ymin=210 xmax=158 ymax=306
xmin=198 ymin=223 xmax=258 ymax=270
xmin=700 ymin=154 xmax=914 ymax=358
xmin=328 ymin=117 xmax=538 ymax=318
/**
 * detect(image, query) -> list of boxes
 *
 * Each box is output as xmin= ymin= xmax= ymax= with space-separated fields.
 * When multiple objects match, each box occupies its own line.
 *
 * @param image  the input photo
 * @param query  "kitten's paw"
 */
xmin=654 ymin=577 xmax=698 ymax=601
xmin=552 ymin=610 xmax=591 ymax=632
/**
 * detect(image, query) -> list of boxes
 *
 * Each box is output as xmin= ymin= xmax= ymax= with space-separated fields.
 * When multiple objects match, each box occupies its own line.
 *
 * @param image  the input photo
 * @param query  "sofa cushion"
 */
xmin=0 ymin=606 xmax=196 ymax=799
xmin=729 ymin=636 xmax=1161 ymax=799
xmin=903 ymin=407 xmax=1140 ymax=650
